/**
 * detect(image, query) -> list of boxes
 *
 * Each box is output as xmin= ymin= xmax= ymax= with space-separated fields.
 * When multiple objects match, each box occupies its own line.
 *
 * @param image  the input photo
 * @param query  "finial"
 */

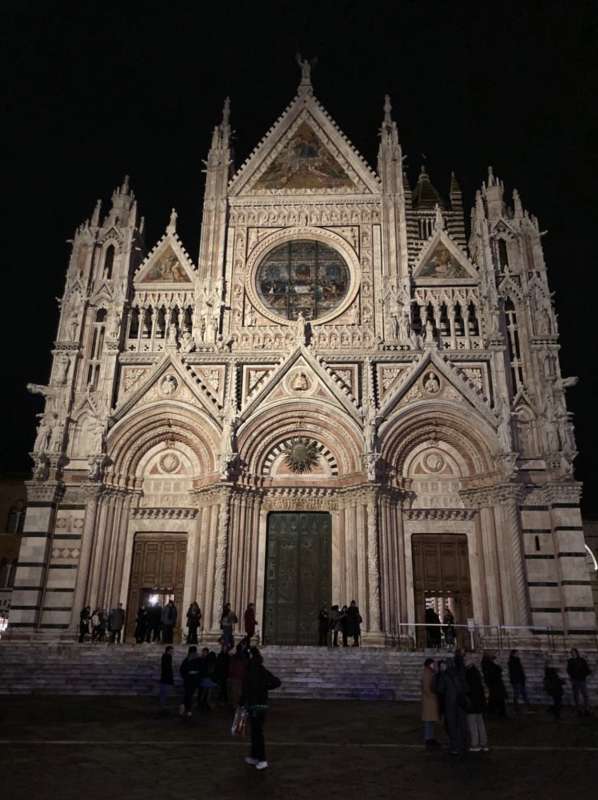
xmin=91 ymin=199 xmax=102 ymax=227
xmin=383 ymin=94 xmax=392 ymax=125
xmin=296 ymin=53 xmax=316 ymax=94
xmin=222 ymin=96 xmax=230 ymax=128
xmin=121 ymin=175 xmax=130 ymax=194
xmin=167 ymin=208 xmax=177 ymax=234
xmin=488 ymin=165 xmax=495 ymax=186
xmin=419 ymin=163 xmax=428 ymax=179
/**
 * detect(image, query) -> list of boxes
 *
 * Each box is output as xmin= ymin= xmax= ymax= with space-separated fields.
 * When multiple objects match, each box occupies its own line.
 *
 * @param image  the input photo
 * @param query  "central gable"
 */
xmin=253 ymin=122 xmax=356 ymax=191
xmin=229 ymin=94 xmax=380 ymax=196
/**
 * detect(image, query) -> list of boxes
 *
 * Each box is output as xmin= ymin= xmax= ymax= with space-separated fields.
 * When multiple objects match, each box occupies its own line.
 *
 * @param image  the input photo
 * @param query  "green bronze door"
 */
xmin=264 ymin=512 xmax=332 ymax=645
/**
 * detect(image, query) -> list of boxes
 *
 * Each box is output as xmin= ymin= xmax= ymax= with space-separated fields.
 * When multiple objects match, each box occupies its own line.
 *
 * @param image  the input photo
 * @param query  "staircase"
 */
xmin=0 ymin=642 xmax=596 ymax=704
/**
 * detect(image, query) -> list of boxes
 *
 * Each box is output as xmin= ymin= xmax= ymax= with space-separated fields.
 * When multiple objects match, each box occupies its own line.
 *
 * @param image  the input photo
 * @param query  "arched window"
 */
xmin=505 ymin=297 xmax=524 ymax=391
xmin=86 ymin=308 xmax=107 ymax=388
xmin=103 ymin=245 xmax=115 ymax=279
xmin=498 ymin=239 xmax=509 ymax=270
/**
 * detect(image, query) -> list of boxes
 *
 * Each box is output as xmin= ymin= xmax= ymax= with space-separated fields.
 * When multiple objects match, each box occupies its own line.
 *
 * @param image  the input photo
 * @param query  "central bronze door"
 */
xmin=264 ymin=512 xmax=332 ymax=645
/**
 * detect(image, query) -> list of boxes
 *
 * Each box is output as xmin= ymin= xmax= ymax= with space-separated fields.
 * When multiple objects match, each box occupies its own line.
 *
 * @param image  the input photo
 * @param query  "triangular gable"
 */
xmin=134 ymin=233 xmax=196 ymax=286
xmin=110 ymin=353 xmax=220 ymax=425
xmin=492 ymin=218 xmax=516 ymax=237
xmin=413 ymin=231 xmax=478 ymax=283
xmin=378 ymin=349 xmax=495 ymax=426
xmin=229 ymin=94 xmax=380 ymax=196
xmin=239 ymin=345 xmax=361 ymax=423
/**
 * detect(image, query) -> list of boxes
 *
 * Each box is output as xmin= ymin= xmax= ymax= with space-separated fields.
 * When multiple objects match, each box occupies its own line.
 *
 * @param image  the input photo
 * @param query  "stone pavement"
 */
xmin=0 ymin=696 xmax=596 ymax=800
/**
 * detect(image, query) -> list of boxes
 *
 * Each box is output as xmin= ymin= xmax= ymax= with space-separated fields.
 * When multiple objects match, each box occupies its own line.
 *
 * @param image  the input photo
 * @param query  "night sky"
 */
xmin=4 ymin=2 xmax=597 ymax=514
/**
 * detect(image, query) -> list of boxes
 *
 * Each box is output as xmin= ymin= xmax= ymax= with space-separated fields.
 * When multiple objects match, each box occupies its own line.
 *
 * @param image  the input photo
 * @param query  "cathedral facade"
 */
xmin=10 ymin=67 xmax=596 ymax=645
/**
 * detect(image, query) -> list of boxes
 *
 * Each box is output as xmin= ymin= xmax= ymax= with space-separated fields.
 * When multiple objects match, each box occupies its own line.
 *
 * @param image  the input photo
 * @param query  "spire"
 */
xmin=121 ymin=174 xmax=130 ymax=194
xmin=384 ymin=94 xmax=392 ymax=126
xmin=513 ymin=188 xmax=523 ymax=219
xmin=413 ymin=165 xmax=444 ymax=210
xmin=167 ymin=208 xmax=177 ymax=234
xmin=296 ymin=53 xmax=316 ymax=96
xmin=220 ymin=96 xmax=231 ymax=145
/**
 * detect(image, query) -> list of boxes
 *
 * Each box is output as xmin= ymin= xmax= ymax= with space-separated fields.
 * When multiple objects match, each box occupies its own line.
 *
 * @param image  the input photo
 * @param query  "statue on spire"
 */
xmin=296 ymin=53 xmax=317 ymax=92
xmin=167 ymin=208 xmax=177 ymax=234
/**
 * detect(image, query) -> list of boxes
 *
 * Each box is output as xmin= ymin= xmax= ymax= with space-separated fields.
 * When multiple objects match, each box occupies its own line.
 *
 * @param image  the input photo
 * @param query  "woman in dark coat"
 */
xmin=134 ymin=606 xmax=148 ymax=643
xmin=78 ymin=606 xmax=91 ymax=643
xmin=544 ymin=661 xmax=565 ymax=720
xmin=244 ymin=603 xmax=256 ymax=640
xmin=436 ymin=657 xmax=468 ymax=755
xmin=240 ymin=648 xmax=281 ymax=770
xmin=186 ymin=602 xmax=201 ymax=644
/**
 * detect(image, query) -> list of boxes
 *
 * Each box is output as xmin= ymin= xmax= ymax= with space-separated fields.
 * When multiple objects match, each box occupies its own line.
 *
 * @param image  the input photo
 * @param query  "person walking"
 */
xmin=567 ymin=648 xmax=592 ymax=716
xmin=346 ymin=600 xmax=362 ymax=647
xmin=240 ymin=647 xmax=282 ymax=771
xmin=421 ymin=658 xmax=440 ymax=749
xmin=318 ymin=607 xmax=329 ymax=646
xmin=464 ymin=653 xmax=489 ymax=752
xmin=108 ymin=603 xmax=125 ymax=644
xmin=159 ymin=645 xmax=174 ymax=711
xmin=244 ymin=603 xmax=256 ymax=641
xmin=179 ymin=646 xmax=202 ymax=717
xmin=186 ymin=602 xmax=201 ymax=645
xmin=508 ymin=649 xmax=530 ymax=711
xmin=78 ymin=606 xmax=91 ymax=643
xmin=221 ymin=603 xmax=238 ymax=649
xmin=228 ymin=642 xmax=249 ymax=707
xmin=544 ymin=660 xmax=565 ymax=720
xmin=481 ymin=652 xmax=507 ymax=717
xmin=161 ymin=599 xmax=177 ymax=644
xmin=436 ymin=657 xmax=468 ymax=756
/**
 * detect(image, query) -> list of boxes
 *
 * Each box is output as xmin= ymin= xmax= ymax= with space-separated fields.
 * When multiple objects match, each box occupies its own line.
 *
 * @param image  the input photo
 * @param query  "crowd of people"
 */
xmin=318 ymin=601 xmax=363 ymax=646
xmin=421 ymin=648 xmax=593 ymax=755
xmin=424 ymin=605 xmax=457 ymax=649
xmin=159 ymin=637 xmax=281 ymax=770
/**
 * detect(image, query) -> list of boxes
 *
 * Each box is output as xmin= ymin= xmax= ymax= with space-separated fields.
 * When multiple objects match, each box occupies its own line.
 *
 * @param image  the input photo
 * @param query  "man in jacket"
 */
xmin=159 ymin=645 xmax=174 ymax=710
xmin=567 ymin=648 xmax=592 ymax=716
xmin=436 ymin=657 xmax=468 ymax=756
xmin=421 ymin=658 xmax=440 ymax=749
xmin=180 ymin=646 xmax=202 ymax=717
xmin=508 ymin=649 xmax=529 ymax=710
xmin=464 ymin=654 xmax=489 ymax=752
xmin=240 ymin=647 xmax=281 ymax=770
xmin=161 ymin=600 xmax=178 ymax=644
xmin=108 ymin=603 xmax=125 ymax=644
xmin=481 ymin=652 xmax=507 ymax=717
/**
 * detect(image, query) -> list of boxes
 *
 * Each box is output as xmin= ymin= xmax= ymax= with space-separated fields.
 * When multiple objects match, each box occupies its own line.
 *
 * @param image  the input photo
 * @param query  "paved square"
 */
xmin=0 ymin=697 xmax=596 ymax=800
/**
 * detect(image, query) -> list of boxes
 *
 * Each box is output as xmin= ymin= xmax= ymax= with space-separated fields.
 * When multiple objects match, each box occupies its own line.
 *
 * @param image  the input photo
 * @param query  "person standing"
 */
xmin=221 ymin=603 xmax=238 ymax=649
xmin=329 ymin=605 xmax=340 ymax=647
xmin=78 ymin=606 xmax=91 ymax=643
xmin=186 ymin=602 xmax=201 ymax=645
xmin=443 ymin=607 xmax=456 ymax=650
xmin=567 ymin=648 xmax=592 ymax=716
xmin=544 ymin=660 xmax=565 ymax=720
xmin=241 ymin=647 xmax=282 ymax=771
xmin=346 ymin=601 xmax=362 ymax=647
xmin=339 ymin=605 xmax=349 ymax=647
xmin=421 ymin=658 xmax=440 ymax=749
xmin=159 ymin=645 xmax=174 ymax=710
xmin=180 ymin=646 xmax=202 ymax=717
xmin=436 ymin=657 xmax=468 ymax=756
xmin=134 ymin=606 xmax=148 ymax=644
xmin=481 ymin=652 xmax=507 ymax=717
xmin=508 ymin=649 xmax=530 ymax=710
xmin=425 ymin=606 xmax=441 ymax=649
xmin=464 ymin=654 xmax=489 ymax=752
xmin=162 ymin=599 xmax=178 ymax=644
xmin=148 ymin=602 xmax=162 ymax=642
xmin=244 ymin=603 xmax=256 ymax=641
xmin=318 ymin=607 xmax=329 ymax=646
xmin=108 ymin=603 xmax=125 ymax=644
xmin=228 ymin=642 xmax=249 ymax=707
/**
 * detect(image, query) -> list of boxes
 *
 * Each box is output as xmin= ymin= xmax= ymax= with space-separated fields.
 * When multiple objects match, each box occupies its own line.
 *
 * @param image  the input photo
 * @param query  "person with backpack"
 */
xmin=544 ymin=660 xmax=565 ymax=720
xmin=567 ymin=648 xmax=592 ymax=716
xmin=240 ymin=647 xmax=282 ymax=770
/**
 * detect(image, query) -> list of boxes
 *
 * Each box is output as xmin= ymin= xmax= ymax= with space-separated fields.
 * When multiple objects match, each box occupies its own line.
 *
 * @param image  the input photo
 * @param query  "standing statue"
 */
xmin=293 ymin=311 xmax=307 ymax=346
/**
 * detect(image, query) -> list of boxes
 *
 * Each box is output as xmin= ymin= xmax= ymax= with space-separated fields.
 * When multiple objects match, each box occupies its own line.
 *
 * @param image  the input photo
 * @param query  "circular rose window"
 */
xmin=256 ymin=240 xmax=350 ymax=321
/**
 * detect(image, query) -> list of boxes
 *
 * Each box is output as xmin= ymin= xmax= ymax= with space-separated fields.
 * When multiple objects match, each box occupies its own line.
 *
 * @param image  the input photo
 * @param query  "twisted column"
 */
xmin=366 ymin=498 xmax=381 ymax=632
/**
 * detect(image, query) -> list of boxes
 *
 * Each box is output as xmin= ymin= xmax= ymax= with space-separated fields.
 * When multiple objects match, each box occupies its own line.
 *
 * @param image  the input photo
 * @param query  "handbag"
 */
xmin=231 ymin=706 xmax=248 ymax=736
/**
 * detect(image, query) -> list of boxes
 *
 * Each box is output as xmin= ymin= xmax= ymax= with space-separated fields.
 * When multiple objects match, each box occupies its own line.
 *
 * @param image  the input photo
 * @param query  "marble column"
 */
xmin=366 ymin=497 xmax=381 ymax=634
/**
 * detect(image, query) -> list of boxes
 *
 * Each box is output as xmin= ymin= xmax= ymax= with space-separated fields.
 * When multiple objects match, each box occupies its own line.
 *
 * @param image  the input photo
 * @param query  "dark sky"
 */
xmin=4 ymin=1 xmax=598 ymax=514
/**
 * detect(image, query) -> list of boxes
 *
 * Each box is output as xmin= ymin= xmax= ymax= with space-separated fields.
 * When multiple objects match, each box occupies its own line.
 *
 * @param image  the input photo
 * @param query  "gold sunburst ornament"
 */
xmin=284 ymin=438 xmax=320 ymax=473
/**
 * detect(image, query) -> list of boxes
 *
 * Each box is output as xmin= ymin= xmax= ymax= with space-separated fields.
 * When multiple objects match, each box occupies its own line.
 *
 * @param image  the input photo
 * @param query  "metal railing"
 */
xmin=387 ymin=622 xmax=598 ymax=653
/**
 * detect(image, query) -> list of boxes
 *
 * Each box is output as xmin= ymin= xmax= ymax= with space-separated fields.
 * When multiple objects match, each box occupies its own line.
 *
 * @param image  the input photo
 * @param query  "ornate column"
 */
xmin=366 ymin=494 xmax=382 ymax=637
xmin=69 ymin=484 xmax=101 ymax=630
xmin=497 ymin=483 xmax=529 ymax=626
xmin=212 ymin=488 xmax=231 ymax=632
